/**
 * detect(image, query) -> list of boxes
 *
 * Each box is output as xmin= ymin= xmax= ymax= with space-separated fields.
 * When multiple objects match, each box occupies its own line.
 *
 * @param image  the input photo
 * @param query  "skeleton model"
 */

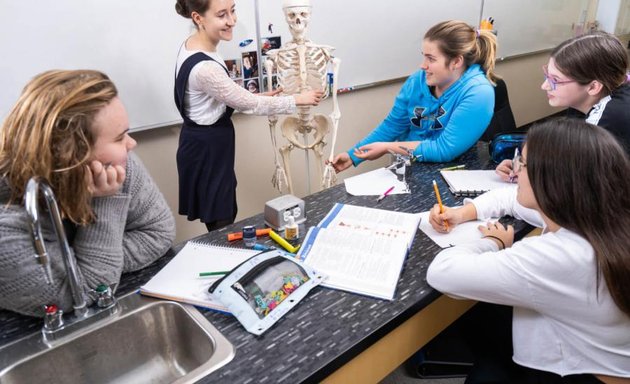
xmin=265 ymin=0 xmax=341 ymax=194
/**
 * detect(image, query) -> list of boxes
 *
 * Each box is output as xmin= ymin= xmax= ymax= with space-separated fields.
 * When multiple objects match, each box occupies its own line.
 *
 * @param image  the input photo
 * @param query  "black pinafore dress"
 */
xmin=174 ymin=52 xmax=237 ymax=224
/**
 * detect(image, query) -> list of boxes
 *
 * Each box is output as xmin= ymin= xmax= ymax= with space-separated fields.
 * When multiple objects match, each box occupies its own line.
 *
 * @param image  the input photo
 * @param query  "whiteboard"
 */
xmin=257 ymin=0 xmax=482 ymax=91
xmin=0 ymin=0 xmax=258 ymax=132
xmin=481 ymin=0 xmax=590 ymax=58
xmin=1 ymin=0 xmax=591 ymax=132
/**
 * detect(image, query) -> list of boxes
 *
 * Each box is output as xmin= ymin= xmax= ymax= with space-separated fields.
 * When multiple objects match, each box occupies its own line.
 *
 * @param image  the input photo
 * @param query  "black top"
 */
xmin=174 ymin=52 xmax=234 ymax=127
xmin=174 ymin=52 xmax=237 ymax=223
xmin=568 ymin=82 xmax=630 ymax=153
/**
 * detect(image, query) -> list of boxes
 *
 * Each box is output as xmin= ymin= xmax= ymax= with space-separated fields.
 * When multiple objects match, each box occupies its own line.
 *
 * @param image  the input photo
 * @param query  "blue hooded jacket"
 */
xmin=348 ymin=64 xmax=494 ymax=164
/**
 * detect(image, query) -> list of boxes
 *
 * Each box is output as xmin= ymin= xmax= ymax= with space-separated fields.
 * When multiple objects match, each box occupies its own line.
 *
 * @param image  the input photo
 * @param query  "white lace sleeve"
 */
xmin=195 ymin=61 xmax=296 ymax=115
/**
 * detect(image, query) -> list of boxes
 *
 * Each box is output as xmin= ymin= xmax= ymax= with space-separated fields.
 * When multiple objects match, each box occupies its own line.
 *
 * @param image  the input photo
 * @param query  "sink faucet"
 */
xmin=24 ymin=177 xmax=88 ymax=318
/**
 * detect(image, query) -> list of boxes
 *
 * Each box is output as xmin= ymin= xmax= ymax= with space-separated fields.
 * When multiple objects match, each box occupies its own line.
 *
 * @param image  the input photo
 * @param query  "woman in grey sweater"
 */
xmin=0 ymin=70 xmax=175 ymax=317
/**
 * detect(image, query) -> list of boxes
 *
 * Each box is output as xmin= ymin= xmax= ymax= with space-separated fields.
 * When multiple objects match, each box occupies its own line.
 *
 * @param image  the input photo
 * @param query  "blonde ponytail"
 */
xmin=475 ymin=29 xmax=499 ymax=85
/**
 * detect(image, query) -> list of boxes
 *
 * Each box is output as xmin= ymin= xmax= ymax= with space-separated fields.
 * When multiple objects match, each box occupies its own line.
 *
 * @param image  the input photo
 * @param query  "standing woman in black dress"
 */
xmin=174 ymin=0 xmax=322 ymax=231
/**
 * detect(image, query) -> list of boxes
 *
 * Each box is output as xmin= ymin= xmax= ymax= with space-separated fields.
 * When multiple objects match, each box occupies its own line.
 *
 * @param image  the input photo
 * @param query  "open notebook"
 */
xmin=140 ymin=241 xmax=259 ymax=312
xmin=297 ymin=203 xmax=421 ymax=300
xmin=440 ymin=170 xmax=509 ymax=197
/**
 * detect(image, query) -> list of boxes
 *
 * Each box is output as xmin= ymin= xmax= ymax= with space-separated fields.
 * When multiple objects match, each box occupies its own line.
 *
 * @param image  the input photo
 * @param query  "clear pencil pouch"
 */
xmin=208 ymin=249 xmax=325 ymax=335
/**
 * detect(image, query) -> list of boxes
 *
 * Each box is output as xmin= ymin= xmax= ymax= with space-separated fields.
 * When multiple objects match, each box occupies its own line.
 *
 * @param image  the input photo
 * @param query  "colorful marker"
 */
xmin=269 ymin=229 xmax=300 ymax=253
xmin=199 ymin=271 xmax=229 ymax=277
xmin=227 ymin=228 xmax=271 ymax=242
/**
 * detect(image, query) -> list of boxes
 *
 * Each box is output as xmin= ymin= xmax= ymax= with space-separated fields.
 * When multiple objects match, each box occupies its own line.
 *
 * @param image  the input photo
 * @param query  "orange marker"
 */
xmin=227 ymin=228 xmax=271 ymax=242
xmin=432 ymin=180 xmax=449 ymax=231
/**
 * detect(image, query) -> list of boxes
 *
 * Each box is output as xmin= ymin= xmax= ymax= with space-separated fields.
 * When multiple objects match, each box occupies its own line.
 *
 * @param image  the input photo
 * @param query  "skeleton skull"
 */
xmin=283 ymin=0 xmax=311 ymax=40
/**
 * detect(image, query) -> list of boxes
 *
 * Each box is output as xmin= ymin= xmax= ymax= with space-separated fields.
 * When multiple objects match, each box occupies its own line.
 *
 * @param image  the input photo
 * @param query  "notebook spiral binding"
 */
xmin=450 ymin=189 xmax=486 ymax=198
xmin=187 ymin=240 xmax=254 ymax=251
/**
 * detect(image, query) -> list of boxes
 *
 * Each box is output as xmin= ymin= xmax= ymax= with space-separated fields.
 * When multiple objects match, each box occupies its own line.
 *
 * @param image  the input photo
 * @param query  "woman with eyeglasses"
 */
xmin=328 ymin=20 xmax=498 ymax=172
xmin=428 ymin=118 xmax=630 ymax=384
xmin=496 ymin=31 xmax=630 ymax=182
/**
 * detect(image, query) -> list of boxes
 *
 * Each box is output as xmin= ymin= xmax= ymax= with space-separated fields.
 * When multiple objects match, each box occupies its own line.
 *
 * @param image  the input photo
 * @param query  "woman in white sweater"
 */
xmin=427 ymin=118 xmax=630 ymax=383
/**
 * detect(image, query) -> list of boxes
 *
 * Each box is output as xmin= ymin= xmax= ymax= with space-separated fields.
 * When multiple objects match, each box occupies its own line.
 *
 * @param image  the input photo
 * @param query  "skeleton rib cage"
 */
xmin=273 ymin=42 xmax=333 ymax=98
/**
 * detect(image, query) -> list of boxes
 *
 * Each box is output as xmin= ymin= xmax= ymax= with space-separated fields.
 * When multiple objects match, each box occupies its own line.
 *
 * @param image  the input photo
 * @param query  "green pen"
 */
xmin=439 ymin=164 xmax=465 ymax=171
xmin=198 ymin=271 xmax=230 ymax=277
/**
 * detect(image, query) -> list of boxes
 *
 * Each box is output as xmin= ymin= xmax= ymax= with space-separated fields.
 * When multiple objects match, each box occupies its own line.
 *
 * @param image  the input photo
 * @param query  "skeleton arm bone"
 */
xmin=265 ymin=57 xmax=290 ymax=193
xmin=321 ymin=56 xmax=340 ymax=189
xmin=327 ymin=57 xmax=341 ymax=162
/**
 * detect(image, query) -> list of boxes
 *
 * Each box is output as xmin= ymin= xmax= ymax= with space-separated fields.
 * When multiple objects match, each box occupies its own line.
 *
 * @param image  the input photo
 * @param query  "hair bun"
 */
xmin=175 ymin=0 xmax=190 ymax=18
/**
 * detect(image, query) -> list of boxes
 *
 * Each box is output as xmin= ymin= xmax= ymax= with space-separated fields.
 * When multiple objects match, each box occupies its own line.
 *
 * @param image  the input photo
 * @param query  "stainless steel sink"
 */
xmin=0 ymin=293 xmax=235 ymax=384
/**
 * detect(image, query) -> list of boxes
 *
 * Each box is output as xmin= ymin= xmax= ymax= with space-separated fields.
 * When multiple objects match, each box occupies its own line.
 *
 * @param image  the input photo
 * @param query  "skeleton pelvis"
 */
xmin=280 ymin=114 xmax=331 ymax=150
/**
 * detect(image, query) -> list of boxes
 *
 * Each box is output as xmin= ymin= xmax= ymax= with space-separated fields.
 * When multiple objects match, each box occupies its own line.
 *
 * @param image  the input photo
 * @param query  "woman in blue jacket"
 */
xmin=330 ymin=20 xmax=497 ymax=171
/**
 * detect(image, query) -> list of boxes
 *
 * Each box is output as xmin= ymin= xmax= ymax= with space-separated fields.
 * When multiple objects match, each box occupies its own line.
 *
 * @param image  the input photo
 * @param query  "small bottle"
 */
xmin=243 ymin=225 xmax=256 ymax=247
xmin=284 ymin=216 xmax=299 ymax=241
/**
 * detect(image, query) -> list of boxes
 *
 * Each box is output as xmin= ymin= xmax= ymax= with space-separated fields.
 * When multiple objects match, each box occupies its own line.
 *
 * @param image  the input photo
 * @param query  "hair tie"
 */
xmin=475 ymin=29 xmax=481 ymax=38
xmin=483 ymin=235 xmax=505 ymax=250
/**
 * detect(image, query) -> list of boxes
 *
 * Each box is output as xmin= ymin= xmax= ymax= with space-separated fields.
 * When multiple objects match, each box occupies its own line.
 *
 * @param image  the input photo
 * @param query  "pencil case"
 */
xmin=488 ymin=132 xmax=526 ymax=163
xmin=208 ymin=249 xmax=325 ymax=335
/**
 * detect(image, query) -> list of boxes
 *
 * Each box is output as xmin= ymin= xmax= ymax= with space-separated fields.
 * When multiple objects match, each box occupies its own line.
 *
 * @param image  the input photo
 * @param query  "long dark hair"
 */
xmin=526 ymin=118 xmax=630 ymax=316
xmin=551 ymin=32 xmax=628 ymax=94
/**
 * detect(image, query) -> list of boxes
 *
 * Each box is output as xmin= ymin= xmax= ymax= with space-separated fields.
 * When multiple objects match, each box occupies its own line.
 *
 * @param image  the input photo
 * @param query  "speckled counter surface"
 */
xmin=0 ymin=143 xmax=533 ymax=383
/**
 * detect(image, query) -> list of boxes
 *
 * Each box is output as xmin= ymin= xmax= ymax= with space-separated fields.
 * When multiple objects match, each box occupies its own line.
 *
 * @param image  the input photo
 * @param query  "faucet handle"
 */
xmin=88 ymin=284 xmax=117 ymax=309
xmin=43 ymin=304 xmax=64 ymax=332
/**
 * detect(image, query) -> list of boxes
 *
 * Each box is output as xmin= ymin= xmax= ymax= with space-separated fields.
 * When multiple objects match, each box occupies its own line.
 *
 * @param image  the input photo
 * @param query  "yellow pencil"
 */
xmin=432 ymin=180 xmax=449 ymax=231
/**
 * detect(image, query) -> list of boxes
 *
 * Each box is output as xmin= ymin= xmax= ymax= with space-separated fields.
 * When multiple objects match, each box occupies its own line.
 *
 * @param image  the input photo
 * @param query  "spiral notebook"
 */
xmin=140 ymin=241 xmax=259 ymax=313
xmin=440 ymin=170 xmax=509 ymax=197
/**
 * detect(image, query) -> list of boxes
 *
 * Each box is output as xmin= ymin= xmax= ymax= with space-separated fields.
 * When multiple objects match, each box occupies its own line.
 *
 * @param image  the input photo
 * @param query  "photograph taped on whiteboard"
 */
xmin=208 ymin=249 xmax=325 ymax=335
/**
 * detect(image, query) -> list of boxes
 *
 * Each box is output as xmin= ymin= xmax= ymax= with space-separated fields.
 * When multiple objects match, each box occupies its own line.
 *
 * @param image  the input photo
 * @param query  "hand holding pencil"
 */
xmin=432 ymin=180 xmax=450 ymax=232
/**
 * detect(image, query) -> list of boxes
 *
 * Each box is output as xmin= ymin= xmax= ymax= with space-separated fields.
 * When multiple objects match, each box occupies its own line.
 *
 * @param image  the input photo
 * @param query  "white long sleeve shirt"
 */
xmin=427 ymin=188 xmax=630 ymax=377
xmin=175 ymin=43 xmax=296 ymax=125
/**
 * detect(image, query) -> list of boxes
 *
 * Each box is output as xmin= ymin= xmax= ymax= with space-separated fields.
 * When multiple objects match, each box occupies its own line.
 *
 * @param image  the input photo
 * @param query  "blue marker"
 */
xmin=253 ymin=243 xmax=273 ymax=252
xmin=239 ymin=39 xmax=253 ymax=47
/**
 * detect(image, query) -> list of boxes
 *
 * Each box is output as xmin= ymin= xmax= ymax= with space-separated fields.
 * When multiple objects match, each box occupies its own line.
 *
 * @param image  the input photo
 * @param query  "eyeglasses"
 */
xmin=513 ymin=154 xmax=527 ymax=174
xmin=542 ymin=65 xmax=576 ymax=91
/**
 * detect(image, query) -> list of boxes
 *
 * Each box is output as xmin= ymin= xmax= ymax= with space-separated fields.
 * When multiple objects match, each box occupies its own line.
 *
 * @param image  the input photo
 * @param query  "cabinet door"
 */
xmin=615 ymin=0 xmax=630 ymax=35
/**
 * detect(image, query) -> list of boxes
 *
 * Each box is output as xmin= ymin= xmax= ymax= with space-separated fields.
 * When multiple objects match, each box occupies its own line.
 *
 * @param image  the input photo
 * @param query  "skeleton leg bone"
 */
xmin=279 ymin=143 xmax=295 ymax=195
xmin=312 ymin=141 xmax=326 ymax=186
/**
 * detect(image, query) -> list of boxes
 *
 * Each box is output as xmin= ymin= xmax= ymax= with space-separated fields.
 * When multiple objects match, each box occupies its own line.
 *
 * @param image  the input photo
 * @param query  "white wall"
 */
xmin=131 ymin=52 xmax=559 ymax=243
